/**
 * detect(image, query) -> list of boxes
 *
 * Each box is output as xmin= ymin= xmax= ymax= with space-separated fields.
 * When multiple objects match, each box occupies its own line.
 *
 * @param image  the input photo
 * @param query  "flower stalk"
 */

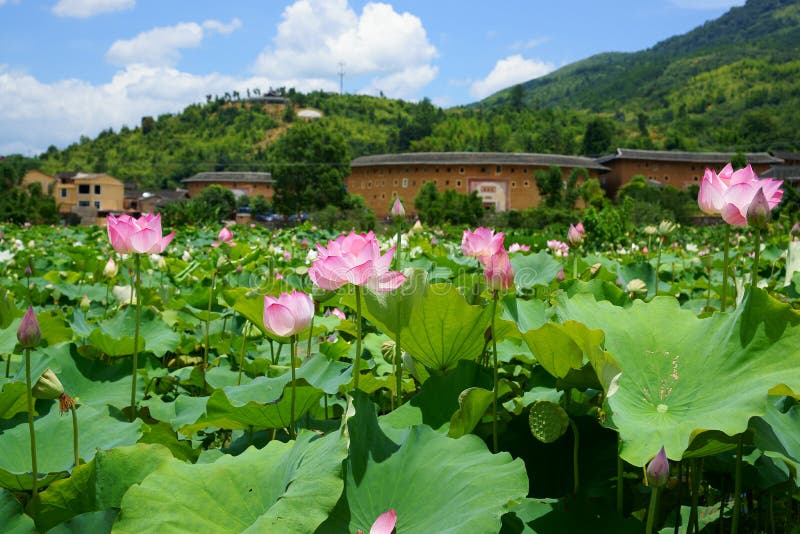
xmin=354 ymin=286 xmax=363 ymax=391
xmin=491 ymin=290 xmax=499 ymax=453
xmin=129 ymin=253 xmax=141 ymax=421
xmin=25 ymin=347 xmax=39 ymax=496
xmin=289 ymin=334 xmax=297 ymax=439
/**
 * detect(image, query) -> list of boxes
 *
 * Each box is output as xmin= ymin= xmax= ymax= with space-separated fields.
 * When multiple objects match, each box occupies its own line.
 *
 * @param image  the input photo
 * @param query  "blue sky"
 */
xmin=0 ymin=0 xmax=745 ymax=156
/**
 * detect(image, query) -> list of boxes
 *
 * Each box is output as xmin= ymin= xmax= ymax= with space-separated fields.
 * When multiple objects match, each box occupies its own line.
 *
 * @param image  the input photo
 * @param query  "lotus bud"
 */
xmin=103 ymin=257 xmax=118 ymax=278
xmin=747 ymin=188 xmax=770 ymax=229
xmin=658 ymin=220 xmax=677 ymax=236
xmin=25 ymin=265 xmax=33 ymax=277
xmin=646 ymin=447 xmax=669 ymax=488
xmin=80 ymin=295 xmax=91 ymax=311
xmin=182 ymin=250 xmax=192 ymax=262
xmin=391 ymin=198 xmax=406 ymax=219
xmin=643 ymin=226 xmax=657 ymax=236
xmin=236 ymin=264 xmax=243 ymax=274
xmin=17 ymin=306 xmax=41 ymax=348
xmin=626 ymin=279 xmax=647 ymax=296
xmin=33 ymin=368 xmax=64 ymax=399
xmin=410 ymin=220 xmax=423 ymax=234
xmin=217 ymin=255 xmax=227 ymax=269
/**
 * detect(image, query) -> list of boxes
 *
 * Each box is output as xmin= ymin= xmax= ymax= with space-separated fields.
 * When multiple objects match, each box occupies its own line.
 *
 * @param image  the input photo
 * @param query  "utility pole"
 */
xmin=338 ymin=62 xmax=345 ymax=95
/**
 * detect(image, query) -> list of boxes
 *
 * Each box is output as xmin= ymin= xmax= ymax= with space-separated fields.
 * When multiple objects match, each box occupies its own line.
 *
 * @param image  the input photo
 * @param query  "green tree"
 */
xmin=250 ymin=194 xmax=271 ymax=215
xmin=534 ymin=165 xmax=564 ymax=208
xmin=269 ymin=122 xmax=350 ymax=214
xmin=196 ymin=185 xmax=237 ymax=222
xmin=580 ymin=117 xmax=614 ymax=155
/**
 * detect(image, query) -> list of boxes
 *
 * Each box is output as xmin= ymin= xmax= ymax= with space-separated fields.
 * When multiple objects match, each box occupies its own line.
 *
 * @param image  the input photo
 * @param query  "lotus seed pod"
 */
xmin=33 ymin=368 xmax=64 ymax=399
xmin=80 ymin=295 xmax=91 ymax=311
xmin=381 ymin=340 xmax=397 ymax=363
xmin=528 ymin=400 xmax=570 ymax=443
xmin=658 ymin=220 xmax=677 ymax=236
xmin=626 ymin=278 xmax=647 ymax=295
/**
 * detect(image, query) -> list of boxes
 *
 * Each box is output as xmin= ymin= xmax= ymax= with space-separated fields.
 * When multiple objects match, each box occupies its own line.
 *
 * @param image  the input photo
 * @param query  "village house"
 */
xmin=181 ymin=172 xmax=274 ymax=200
xmin=597 ymin=148 xmax=783 ymax=197
xmin=21 ymin=170 xmax=124 ymax=224
xmin=769 ymin=152 xmax=800 ymax=190
xmin=346 ymin=152 xmax=609 ymax=218
xmin=124 ymin=186 xmax=190 ymax=214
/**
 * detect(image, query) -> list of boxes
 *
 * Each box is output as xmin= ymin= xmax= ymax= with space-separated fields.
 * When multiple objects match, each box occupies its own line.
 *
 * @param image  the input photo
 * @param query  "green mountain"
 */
xmin=4 ymin=0 xmax=797 ymax=191
xmin=481 ymin=0 xmax=800 ymax=151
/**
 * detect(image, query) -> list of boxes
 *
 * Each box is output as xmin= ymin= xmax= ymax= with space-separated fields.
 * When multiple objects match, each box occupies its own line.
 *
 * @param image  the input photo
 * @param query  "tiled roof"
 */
xmin=597 ymin=148 xmax=783 ymax=165
xmin=351 ymin=152 xmax=609 ymax=171
xmin=182 ymin=172 xmax=273 ymax=183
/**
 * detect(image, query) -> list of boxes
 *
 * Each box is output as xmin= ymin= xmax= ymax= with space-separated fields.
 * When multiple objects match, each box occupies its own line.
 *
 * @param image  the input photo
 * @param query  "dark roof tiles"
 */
xmin=182 ymin=172 xmax=273 ymax=183
xmin=597 ymin=148 xmax=783 ymax=165
xmin=351 ymin=152 xmax=609 ymax=171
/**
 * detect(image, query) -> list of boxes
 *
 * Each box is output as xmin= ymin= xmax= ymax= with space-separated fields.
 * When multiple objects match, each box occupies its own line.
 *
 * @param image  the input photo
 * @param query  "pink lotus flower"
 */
xmin=391 ymin=198 xmax=406 ymax=218
xmin=263 ymin=290 xmax=314 ymax=337
xmin=546 ymin=239 xmax=569 ymax=258
xmin=326 ymin=307 xmax=346 ymax=321
xmin=107 ymin=213 xmax=175 ymax=254
xmin=484 ymin=248 xmax=514 ymax=290
xmin=567 ymin=223 xmax=585 ymax=245
xmin=308 ymin=231 xmax=406 ymax=292
xmin=357 ymin=509 xmax=397 ymax=534
xmin=211 ymin=227 xmax=235 ymax=247
xmin=647 ymin=446 xmax=669 ymax=488
xmin=462 ymin=227 xmax=505 ymax=263
xmin=103 ymin=257 xmax=118 ymax=278
xmin=698 ymin=164 xmax=783 ymax=226
xmin=508 ymin=243 xmax=531 ymax=253
xmin=17 ymin=306 xmax=41 ymax=349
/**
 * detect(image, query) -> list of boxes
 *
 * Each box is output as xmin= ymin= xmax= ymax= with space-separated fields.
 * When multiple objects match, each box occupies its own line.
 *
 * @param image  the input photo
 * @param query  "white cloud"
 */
xmin=0 ymin=0 xmax=21 ymax=6
xmin=360 ymin=64 xmax=438 ymax=100
xmin=0 ymin=64 xmax=291 ymax=155
xmin=52 ymin=0 xmax=134 ymax=18
xmin=254 ymin=0 xmax=437 ymax=93
xmin=668 ymin=0 xmax=744 ymax=9
xmin=469 ymin=54 xmax=555 ymax=99
xmin=106 ymin=18 xmax=242 ymax=67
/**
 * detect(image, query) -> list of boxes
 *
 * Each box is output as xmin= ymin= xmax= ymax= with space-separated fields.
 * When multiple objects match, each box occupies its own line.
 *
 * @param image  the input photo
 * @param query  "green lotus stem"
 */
xmin=646 ymin=487 xmax=660 ymax=534
xmin=616 ymin=439 xmax=624 ymax=515
xmin=675 ymin=461 xmax=683 ymax=534
xmin=289 ymin=335 xmax=297 ymax=439
xmin=4 ymin=354 xmax=10 ymax=378
xmin=71 ymin=405 xmax=80 ymax=467
xmin=269 ymin=339 xmax=275 ymax=366
xmin=203 ymin=269 xmax=217 ymax=386
xmin=731 ymin=435 xmax=743 ymax=534
xmin=570 ymin=418 xmax=580 ymax=495
xmin=353 ymin=285 xmax=363 ymax=391
xmin=769 ymin=489 xmax=775 ymax=534
xmin=721 ymin=225 xmax=730 ymax=311
xmin=689 ymin=458 xmax=701 ymax=534
xmin=573 ymin=253 xmax=578 ymax=281
xmin=104 ymin=283 xmax=110 ymax=316
xmin=395 ymin=331 xmax=402 ymax=408
xmin=237 ymin=323 xmax=247 ymax=386
xmin=25 ymin=347 xmax=39 ymax=497
xmin=751 ymin=227 xmax=761 ymax=293
xmin=129 ymin=254 xmax=141 ymax=422
xmin=324 ymin=396 xmax=328 ymax=420
xmin=655 ymin=236 xmax=664 ymax=296
xmin=490 ymin=290 xmax=499 ymax=453
xmin=306 ymin=313 xmax=314 ymax=358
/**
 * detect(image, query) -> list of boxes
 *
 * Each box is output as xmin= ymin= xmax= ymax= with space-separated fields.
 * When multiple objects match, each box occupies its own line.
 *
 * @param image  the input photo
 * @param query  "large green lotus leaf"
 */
xmin=0 ymin=488 xmax=36 ymax=533
xmin=554 ymin=288 xmax=800 ymax=466
xmin=178 ymin=383 xmax=323 ymax=435
xmin=47 ymin=510 xmax=118 ymax=534
xmin=617 ymin=261 xmax=656 ymax=298
xmin=563 ymin=279 xmax=630 ymax=307
xmin=220 ymin=288 xmax=271 ymax=337
xmin=510 ymin=251 xmax=562 ymax=289
xmin=28 ymin=444 xmax=173 ymax=532
xmin=114 ymin=430 xmax=347 ymax=533
xmin=87 ymin=308 xmax=179 ymax=357
xmin=448 ymin=379 xmax=513 ymax=439
xmin=320 ymin=392 xmax=528 ymax=533
xmin=0 ymin=403 xmax=143 ymax=491
xmin=501 ymin=295 xmax=547 ymax=334
xmin=381 ymin=360 xmax=492 ymax=431
xmin=355 ymin=272 xmax=492 ymax=371
xmin=501 ymin=497 xmax=642 ymax=533
xmin=751 ymin=397 xmax=800 ymax=486
xmin=0 ymin=382 xmax=28 ymax=419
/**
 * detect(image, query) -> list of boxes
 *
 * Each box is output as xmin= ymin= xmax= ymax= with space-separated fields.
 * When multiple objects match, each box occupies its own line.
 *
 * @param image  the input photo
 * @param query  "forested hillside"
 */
xmin=2 ymin=0 xmax=797 ymax=190
xmin=482 ymin=0 xmax=800 ymax=152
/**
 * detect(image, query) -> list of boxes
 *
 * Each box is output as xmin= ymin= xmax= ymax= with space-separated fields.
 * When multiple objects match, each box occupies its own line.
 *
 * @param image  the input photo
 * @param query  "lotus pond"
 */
xmin=1 ymin=218 xmax=799 ymax=533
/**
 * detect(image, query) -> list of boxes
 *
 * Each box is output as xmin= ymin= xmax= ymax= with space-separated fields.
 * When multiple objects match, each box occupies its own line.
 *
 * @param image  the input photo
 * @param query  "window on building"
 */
xmin=94 ymin=185 xmax=101 ymax=195
xmin=496 ymin=166 xmax=502 ymax=174
xmin=480 ymin=167 xmax=486 ymax=173
xmin=412 ymin=180 xmax=416 ymax=186
xmin=78 ymin=184 xmax=90 ymax=194
xmin=60 ymin=188 xmax=67 ymax=198
xmin=524 ymin=180 xmax=530 ymax=187
xmin=367 ymin=181 xmax=373 ymax=188
xmin=445 ymin=180 xmax=450 ymax=185
xmin=694 ymin=176 xmax=699 ymax=181
xmin=459 ymin=167 xmax=465 ymax=174
xmin=78 ymin=200 xmax=90 ymax=207
xmin=402 ymin=178 xmax=408 ymax=188
xmin=511 ymin=181 xmax=517 ymax=188
xmin=393 ymin=179 xmax=398 ymax=186
xmin=435 ymin=167 xmax=439 ymax=173
xmin=381 ymin=193 xmax=386 ymax=199
xmin=446 ymin=167 xmax=451 ymax=173
xmin=94 ymin=201 xmax=101 ymax=209
xmin=456 ymin=180 xmax=462 ymax=187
